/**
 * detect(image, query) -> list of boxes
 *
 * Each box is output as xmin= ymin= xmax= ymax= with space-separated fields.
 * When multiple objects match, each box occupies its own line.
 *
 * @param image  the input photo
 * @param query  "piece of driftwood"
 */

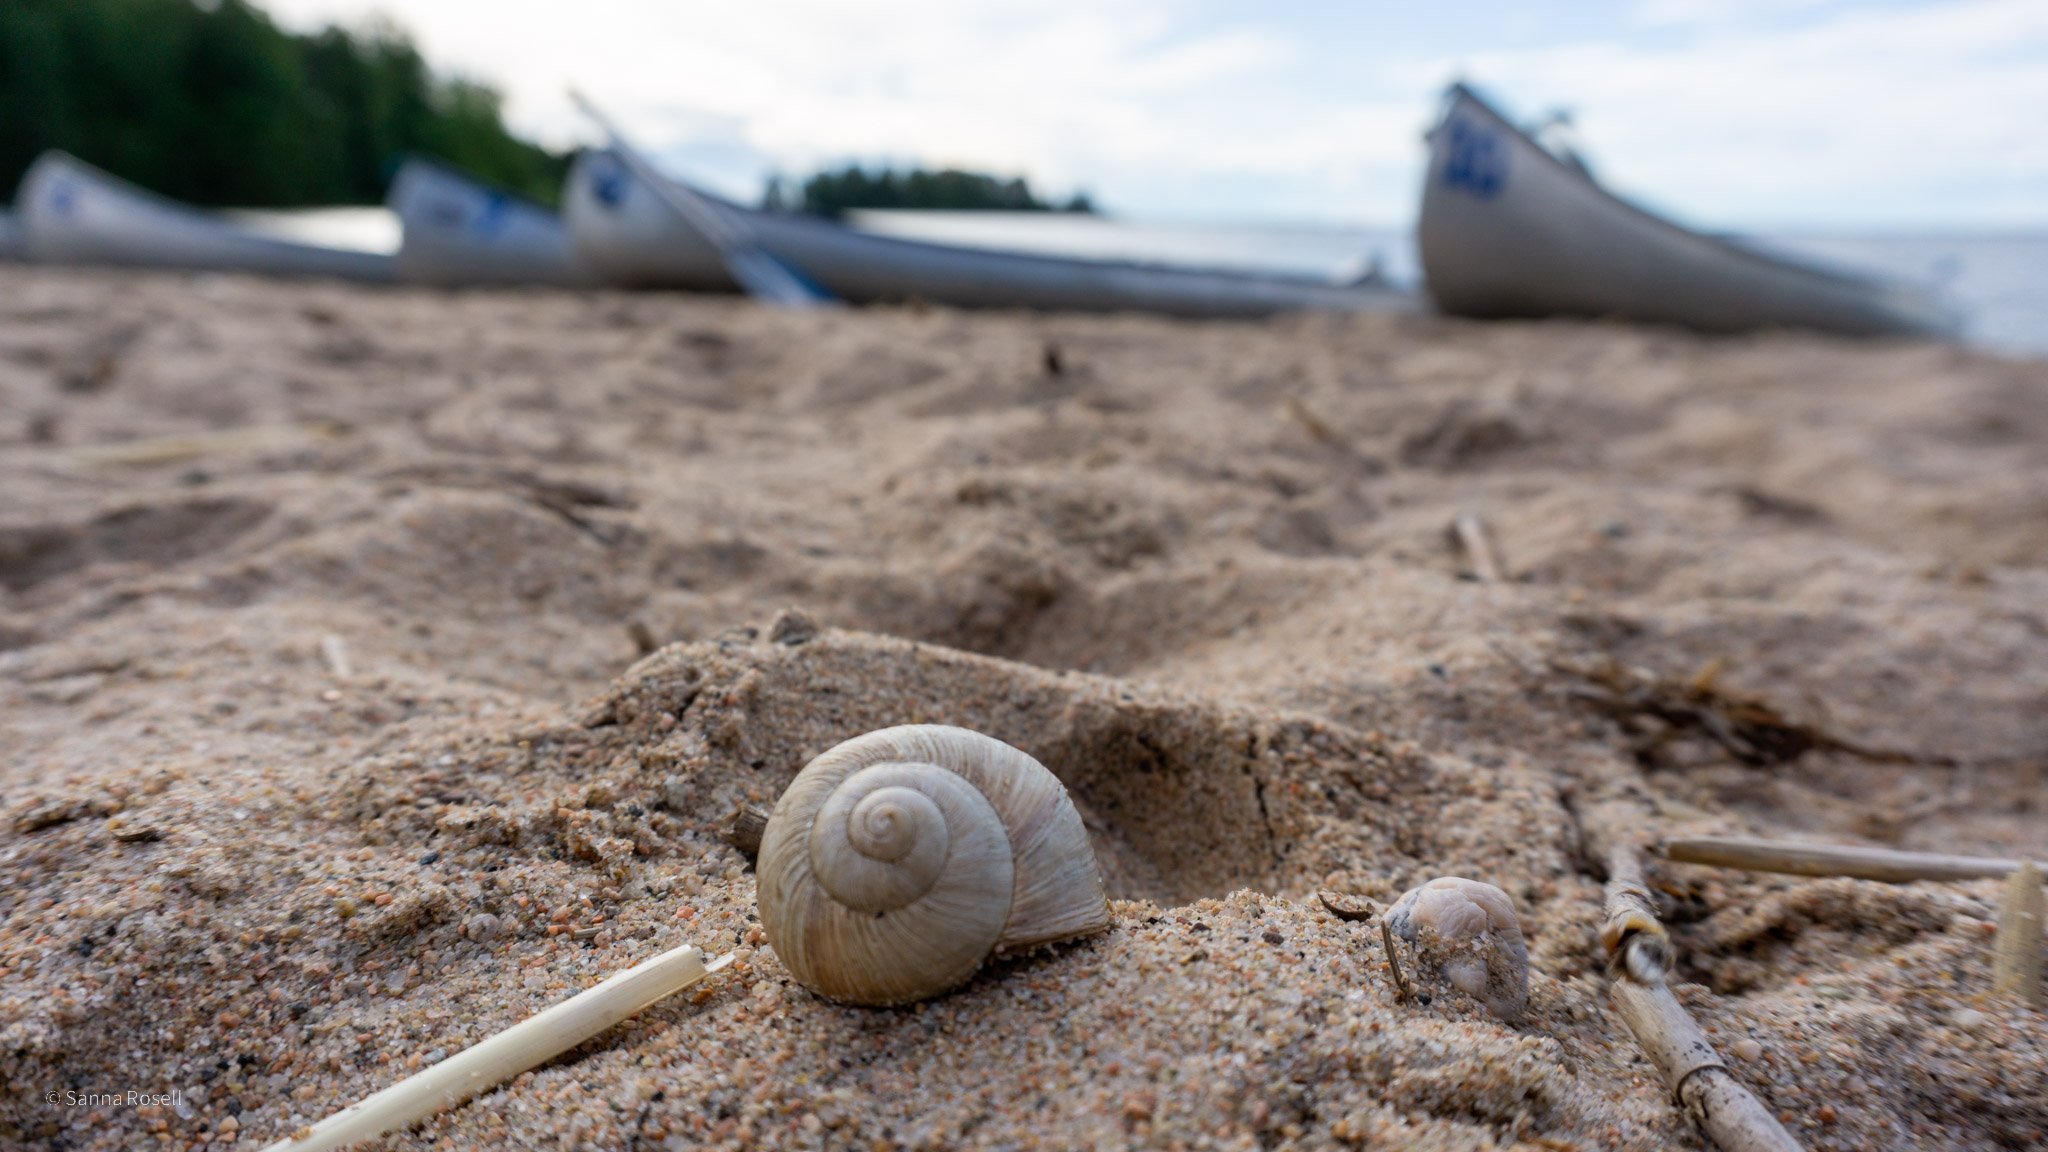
xmin=1658 ymin=836 xmax=2046 ymax=884
xmin=1992 ymin=861 xmax=2045 ymax=1007
xmin=264 ymin=944 xmax=730 ymax=1151
xmin=1603 ymin=845 xmax=1803 ymax=1152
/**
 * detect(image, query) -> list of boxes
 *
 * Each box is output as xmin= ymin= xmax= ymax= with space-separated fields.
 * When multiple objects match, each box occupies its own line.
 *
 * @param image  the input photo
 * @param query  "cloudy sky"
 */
xmin=263 ymin=0 xmax=2047 ymax=229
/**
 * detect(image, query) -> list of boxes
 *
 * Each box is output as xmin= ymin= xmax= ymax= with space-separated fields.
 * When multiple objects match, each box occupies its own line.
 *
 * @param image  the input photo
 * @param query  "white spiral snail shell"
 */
xmin=757 ymin=724 xmax=1112 ymax=1006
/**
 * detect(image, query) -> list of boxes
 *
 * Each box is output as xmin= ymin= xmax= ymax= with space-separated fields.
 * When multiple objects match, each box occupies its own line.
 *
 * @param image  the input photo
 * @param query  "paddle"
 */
xmin=568 ymin=91 xmax=834 ymax=308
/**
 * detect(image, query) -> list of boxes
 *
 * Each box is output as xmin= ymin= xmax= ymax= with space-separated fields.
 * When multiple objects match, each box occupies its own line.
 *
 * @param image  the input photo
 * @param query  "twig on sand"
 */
xmin=263 ymin=943 xmax=731 ymax=1152
xmin=1449 ymin=510 xmax=1505 ymax=583
xmin=1602 ymin=844 xmax=1804 ymax=1152
xmin=1992 ymin=861 xmax=2045 ymax=1007
xmin=1657 ymin=835 xmax=2046 ymax=884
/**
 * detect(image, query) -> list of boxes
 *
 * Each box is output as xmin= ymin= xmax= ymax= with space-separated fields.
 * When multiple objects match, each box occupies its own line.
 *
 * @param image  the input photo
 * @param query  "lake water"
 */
xmin=854 ymin=210 xmax=2047 ymax=358
xmin=227 ymin=207 xmax=403 ymax=257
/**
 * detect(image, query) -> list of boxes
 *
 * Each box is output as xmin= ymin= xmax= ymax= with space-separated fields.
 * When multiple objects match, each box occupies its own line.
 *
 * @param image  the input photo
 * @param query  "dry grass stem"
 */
xmin=1659 ymin=835 xmax=2044 ymax=883
xmin=68 ymin=421 xmax=343 ymax=466
xmin=1609 ymin=980 xmax=1805 ymax=1152
xmin=1379 ymin=916 xmax=1413 ymax=1002
xmin=1600 ymin=844 xmax=1673 ymax=983
xmin=1278 ymin=395 xmax=1380 ymax=474
xmin=1993 ymin=861 xmax=2045 ymax=1007
xmin=264 ymin=944 xmax=730 ymax=1151
xmin=1280 ymin=396 xmax=1342 ymax=446
xmin=1449 ymin=510 xmax=1505 ymax=582
xmin=317 ymin=635 xmax=353 ymax=680
xmin=1603 ymin=845 xmax=1803 ymax=1152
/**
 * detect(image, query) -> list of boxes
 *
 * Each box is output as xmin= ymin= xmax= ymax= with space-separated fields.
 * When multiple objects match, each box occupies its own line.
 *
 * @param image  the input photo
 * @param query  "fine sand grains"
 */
xmin=2 ymin=266 xmax=2045 ymax=1149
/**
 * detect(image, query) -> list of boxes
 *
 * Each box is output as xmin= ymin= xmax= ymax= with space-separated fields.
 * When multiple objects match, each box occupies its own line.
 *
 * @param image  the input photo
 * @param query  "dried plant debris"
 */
xmin=1730 ymin=485 xmax=1828 ymax=525
xmin=1316 ymin=889 xmax=1380 ymax=922
xmin=1687 ymin=879 xmax=1954 ymax=958
xmin=1552 ymin=655 xmax=1945 ymax=768
xmin=1600 ymin=845 xmax=1674 ymax=984
xmin=1993 ymin=861 xmax=2045 ymax=1008
xmin=1448 ymin=510 xmax=1506 ymax=582
xmin=1659 ymin=835 xmax=2042 ymax=884
xmin=1601 ymin=845 xmax=1804 ymax=1152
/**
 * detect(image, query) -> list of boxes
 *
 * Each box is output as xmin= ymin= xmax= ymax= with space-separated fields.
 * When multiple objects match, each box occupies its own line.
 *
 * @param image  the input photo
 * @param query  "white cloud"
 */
xmin=260 ymin=0 xmax=2048 ymax=226
xmin=258 ymin=0 xmax=1428 ymax=218
xmin=1454 ymin=0 xmax=2048 ymax=226
xmin=1629 ymin=0 xmax=1847 ymax=29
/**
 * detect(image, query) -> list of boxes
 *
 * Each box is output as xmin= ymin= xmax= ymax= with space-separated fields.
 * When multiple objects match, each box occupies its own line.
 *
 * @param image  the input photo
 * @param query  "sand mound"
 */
xmin=3 ymin=266 xmax=2045 ymax=1150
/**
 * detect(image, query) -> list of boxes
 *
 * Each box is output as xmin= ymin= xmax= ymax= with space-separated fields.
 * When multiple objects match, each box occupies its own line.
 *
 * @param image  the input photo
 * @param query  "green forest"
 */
xmin=0 ymin=0 xmax=567 ymax=207
xmin=767 ymin=166 xmax=1096 ymax=218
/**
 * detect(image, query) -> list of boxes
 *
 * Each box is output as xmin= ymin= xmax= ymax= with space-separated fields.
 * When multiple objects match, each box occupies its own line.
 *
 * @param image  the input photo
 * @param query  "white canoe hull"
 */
xmin=563 ymin=150 xmax=1413 ymax=316
xmin=562 ymin=150 xmax=734 ymax=292
xmin=1418 ymin=85 xmax=1954 ymax=337
xmin=17 ymin=152 xmax=395 ymax=282
xmin=389 ymin=158 xmax=590 ymax=286
xmin=0 ymin=211 xmax=24 ymax=260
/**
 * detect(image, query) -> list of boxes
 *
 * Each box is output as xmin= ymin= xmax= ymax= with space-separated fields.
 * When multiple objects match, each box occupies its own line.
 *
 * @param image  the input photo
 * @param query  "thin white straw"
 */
xmin=264 ymin=943 xmax=731 ymax=1151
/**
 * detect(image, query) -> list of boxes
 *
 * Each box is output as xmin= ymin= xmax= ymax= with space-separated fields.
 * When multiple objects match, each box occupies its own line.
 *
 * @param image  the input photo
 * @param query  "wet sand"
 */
xmin=2 ymin=266 xmax=2044 ymax=1149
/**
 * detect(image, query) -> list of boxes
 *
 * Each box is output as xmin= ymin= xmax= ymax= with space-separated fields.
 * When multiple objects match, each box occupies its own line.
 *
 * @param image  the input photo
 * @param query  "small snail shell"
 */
xmin=1384 ymin=877 xmax=1529 ymax=1022
xmin=757 ymin=724 xmax=1111 ymax=1006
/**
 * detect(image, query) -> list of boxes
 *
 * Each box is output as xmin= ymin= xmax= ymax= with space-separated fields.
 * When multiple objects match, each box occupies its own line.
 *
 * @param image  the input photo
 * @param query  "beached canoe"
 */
xmin=16 ymin=151 xmax=395 ymax=282
xmin=561 ymin=150 xmax=734 ymax=292
xmin=1418 ymin=84 xmax=1954 ymax=337
xmin=388 ymin=157 xmax=590 ymax=286
xmin=562 ymin=149 xmax=1413 ymax=316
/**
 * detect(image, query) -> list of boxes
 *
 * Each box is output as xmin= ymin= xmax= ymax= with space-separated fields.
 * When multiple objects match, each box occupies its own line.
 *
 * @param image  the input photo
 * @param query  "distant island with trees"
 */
xmin=0 ymin=0 xmax=566 ymax=207
xmin=768 ymin=166 xmax=1096 ymax=218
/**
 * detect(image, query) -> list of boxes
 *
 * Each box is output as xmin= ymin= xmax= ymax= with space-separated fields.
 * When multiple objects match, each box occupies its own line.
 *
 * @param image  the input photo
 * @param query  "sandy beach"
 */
xmin=2 ymin=265 xmax=2044 ymax=1150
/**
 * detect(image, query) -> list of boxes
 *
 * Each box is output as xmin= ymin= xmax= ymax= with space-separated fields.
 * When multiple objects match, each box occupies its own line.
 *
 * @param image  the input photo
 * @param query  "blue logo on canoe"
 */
xmin=591 ymin=160 xmax=629 ymax=209
xmin=473 ymin=192 xmax=510 ymax=236
xmin=1442 ymin=117 xmax=1506 ymax=199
